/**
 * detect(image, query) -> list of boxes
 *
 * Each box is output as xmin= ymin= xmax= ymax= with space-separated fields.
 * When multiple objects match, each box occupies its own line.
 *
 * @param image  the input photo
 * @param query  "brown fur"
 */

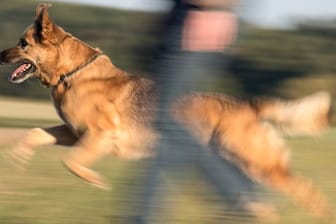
xmin=0 ymin=3 xmax=333 ymax=219
xmin=173 ymin=93 xmax=333 ymax=219
xmin=0 ymin=3 xmax=158 ymax=189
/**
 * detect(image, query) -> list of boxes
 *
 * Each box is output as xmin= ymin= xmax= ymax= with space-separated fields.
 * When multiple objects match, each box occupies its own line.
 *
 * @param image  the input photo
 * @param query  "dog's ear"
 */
xmin=34 ymin=3 xmax=61 ymax=43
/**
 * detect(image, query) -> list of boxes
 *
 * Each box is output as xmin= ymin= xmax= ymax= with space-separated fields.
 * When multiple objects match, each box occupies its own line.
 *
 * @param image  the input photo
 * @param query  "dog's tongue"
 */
xmin=10 ymin=64 xmax=30 ymax=81
xmin=12 ymin=64 xmax=27 ymax=76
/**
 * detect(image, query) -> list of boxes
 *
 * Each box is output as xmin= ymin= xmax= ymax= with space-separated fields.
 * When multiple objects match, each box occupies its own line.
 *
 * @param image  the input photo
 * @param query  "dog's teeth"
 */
xmin=21 ymin=64 xmax=31 ymax=72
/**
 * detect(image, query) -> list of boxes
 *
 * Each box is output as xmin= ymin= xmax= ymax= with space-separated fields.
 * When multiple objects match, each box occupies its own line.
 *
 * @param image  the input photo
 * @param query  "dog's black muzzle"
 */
xmin=0 ymin=49 xmax=8 ymax=65
xmin=0 ymin=48 xmax=15 ymax=65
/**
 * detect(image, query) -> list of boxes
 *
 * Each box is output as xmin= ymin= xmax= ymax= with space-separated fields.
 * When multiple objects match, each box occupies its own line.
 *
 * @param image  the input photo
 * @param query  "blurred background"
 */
xmin=0 ymin=0 xmax=335 ymax=223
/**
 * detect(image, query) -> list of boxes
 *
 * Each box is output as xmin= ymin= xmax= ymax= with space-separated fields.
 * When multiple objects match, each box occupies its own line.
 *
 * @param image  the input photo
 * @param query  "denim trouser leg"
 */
xmin=138 ymin=46 xmax=258 ymax=223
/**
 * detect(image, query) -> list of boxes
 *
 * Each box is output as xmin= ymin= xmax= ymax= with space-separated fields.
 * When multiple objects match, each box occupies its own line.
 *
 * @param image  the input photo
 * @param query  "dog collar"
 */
xmin=56 ymin=52 xmax=104 ymax=87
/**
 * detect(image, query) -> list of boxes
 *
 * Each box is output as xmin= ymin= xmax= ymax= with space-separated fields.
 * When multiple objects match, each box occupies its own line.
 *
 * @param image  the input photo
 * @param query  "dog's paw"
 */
xmin=63 ymin=159 xmax=111 ymax=191
xmin=243 ymin=201 xmax=279 ymax=222
xmin=88 ymin=175 xmax=111 ymax=191
xmin=2 ymin=144 xmax=34 ymax=170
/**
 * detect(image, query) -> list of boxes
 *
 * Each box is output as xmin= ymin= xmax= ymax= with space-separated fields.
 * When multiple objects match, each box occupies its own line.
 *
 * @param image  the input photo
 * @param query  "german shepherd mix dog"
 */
xmin=0 ymin=3 xmax=334 ymax=220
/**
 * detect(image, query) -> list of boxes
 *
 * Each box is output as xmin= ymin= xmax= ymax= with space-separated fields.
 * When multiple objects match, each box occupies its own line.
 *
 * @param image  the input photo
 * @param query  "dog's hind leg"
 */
xmin=62 ymin=131 xmax=113 ymax=190
xmin=213 ymin=116 xmax=334 ymax=220
xmin=264 ymin=169 xmax=334 ymax=221
xmin=4 ymin=124 xmax=77 ymax=169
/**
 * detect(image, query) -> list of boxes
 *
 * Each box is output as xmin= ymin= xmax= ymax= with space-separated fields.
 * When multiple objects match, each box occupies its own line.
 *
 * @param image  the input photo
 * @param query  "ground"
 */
xmin=0 ymin=97 xmax=335 ymax=224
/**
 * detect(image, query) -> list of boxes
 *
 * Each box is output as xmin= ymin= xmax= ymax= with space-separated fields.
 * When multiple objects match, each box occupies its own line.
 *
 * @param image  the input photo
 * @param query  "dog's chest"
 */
xmin=51 ymin=83 xmax=128 ymax=136
xmin=51 ymin=86 xmax=90 ymax=136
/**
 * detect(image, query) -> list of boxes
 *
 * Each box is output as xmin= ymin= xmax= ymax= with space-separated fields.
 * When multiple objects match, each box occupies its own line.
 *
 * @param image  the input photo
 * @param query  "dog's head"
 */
xmin=0 ymin=3 xmax=78 ymax=86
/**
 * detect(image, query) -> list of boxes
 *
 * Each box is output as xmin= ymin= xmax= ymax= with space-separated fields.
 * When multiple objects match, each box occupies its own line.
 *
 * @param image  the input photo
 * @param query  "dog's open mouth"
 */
xmin=9 ymin=61 xmax=36 ymax=83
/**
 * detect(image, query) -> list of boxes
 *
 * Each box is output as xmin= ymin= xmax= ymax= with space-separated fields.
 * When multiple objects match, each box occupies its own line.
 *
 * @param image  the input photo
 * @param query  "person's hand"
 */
xmin=182 ymin=10 xmax=237 ymax=52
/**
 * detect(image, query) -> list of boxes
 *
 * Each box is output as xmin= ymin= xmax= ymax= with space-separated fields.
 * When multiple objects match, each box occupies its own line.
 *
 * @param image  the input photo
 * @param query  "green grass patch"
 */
xmin=0 ymin=117 xmax=59 ymax=128
xmin=0 ymin=129 xmax=335 ymax=223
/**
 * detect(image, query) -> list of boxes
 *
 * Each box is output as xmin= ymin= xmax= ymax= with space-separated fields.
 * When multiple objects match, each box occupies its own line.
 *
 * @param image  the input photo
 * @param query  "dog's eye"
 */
xmin=19 ymin=39 xmax=29 ymax=48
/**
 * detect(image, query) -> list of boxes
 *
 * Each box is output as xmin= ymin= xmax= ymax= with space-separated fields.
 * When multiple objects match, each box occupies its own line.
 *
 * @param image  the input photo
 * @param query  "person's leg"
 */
xmin=138 ymin=47 xmax=212 ymax=223
xmin=138 ymin=49 xmax=266 ymax=222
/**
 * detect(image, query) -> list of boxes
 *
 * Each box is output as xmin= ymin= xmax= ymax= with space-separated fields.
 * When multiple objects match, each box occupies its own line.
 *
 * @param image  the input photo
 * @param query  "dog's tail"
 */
xmin=251 ymin=91 xmax=332 ymax=136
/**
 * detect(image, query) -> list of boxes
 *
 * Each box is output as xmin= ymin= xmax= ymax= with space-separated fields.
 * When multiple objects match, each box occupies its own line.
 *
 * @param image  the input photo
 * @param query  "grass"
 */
xmin=0 ymin=147 xmax=149 ymax=224
xmin=0 ymin=96 xmax=59 ymax=128
xmin=0 ymin=98 xmax=335 ymax=223
xmin=0 ymin=117 xmax=58 ymax=128
xmin=0 ymin=127 xmax=335 ymax=223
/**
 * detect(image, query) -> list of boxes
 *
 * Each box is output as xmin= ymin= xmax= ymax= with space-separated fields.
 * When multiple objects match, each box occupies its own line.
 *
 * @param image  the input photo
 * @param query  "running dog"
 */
xmin=0 ymin=3 xmax=333 ymax=219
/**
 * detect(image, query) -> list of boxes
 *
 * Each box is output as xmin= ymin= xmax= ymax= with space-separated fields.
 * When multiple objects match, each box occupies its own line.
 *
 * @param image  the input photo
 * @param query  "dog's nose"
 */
xmin=0 ymin=49 xmax=8 ymax=65
xmin=0 ymin=51 xmax=3 ymax=64
xmin=0 ymin=50 xmax=5 ymax=65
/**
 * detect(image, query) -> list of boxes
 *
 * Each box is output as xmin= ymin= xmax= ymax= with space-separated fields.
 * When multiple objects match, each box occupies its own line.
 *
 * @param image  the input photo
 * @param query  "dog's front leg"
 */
xmin=5 ymin=124 xmax=77 ymax=169
xmin=63 ymin=130 xmax=113 ymax=190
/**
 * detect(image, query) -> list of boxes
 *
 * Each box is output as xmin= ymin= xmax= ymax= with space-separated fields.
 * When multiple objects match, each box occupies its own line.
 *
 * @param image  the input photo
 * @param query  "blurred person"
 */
xmin=138 ymin=0 xmax=277 ymax=223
